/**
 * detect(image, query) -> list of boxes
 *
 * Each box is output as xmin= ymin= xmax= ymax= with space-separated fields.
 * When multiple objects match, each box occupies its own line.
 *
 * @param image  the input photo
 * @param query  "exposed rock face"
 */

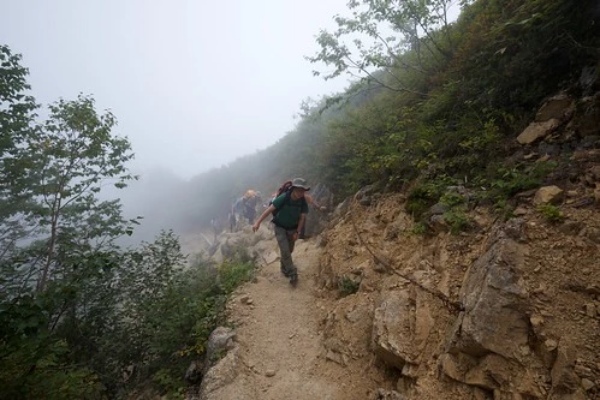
xmin=199 ymin=327 xmax=239 ymax=398
xmin=187 ymin=89 xmax=600 ymax=399
xmin=317 ymin=178 xmax=600 ymax=399
xmin=372 ymin=289 xmax=434 ymax=370
xmin=446 ymin=236 xmax=529 ymax=359
xmin=535 ymin=93 xmax=575 ymax=122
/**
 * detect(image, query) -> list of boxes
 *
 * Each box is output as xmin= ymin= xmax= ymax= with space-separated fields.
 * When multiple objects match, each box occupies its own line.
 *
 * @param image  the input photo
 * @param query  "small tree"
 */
xmin=307 ymin=0 xmax=472 ymax=93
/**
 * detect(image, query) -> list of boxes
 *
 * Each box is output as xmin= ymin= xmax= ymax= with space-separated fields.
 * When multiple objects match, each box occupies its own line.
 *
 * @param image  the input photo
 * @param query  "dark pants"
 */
xmin=274 ymin=225 xmax=297 ymax=278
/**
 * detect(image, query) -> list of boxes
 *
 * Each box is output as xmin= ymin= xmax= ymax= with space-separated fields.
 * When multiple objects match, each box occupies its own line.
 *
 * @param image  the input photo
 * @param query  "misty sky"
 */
xmin=1 ymin=0 xmax=351 ymax=179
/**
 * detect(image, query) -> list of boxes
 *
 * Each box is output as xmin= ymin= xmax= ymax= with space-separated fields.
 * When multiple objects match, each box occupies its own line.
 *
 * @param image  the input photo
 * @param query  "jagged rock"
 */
xmin=197 ymin=327 xmax=240 ymax=398
xmin=355 ymin=185 xmax=376 ymax=207
xmin=441 ymin=353 xmax=544 ymax=397
xmin=581 ymin=378 xmax=595 ymax=391
xmin=374 ymin=388 xmax=406 ymax=400
xmin=446 ymin=238 xmax=529 ymax=359
xmin=533 ymin=186 xmax=564 ymax=205
xmin=401 ymin=363 xmax=419 ymax=379
xmin=571 ymin=94 xmax=600 ymax=136
xmin=428 ymin=214 xmax=449 ymax=233
xmin=185 ymin=360 xmax=204 ymax=384
xmin=324 ymin=337 xmax=348 ymax=366
xmin=550 ymin=340 xmax=580 ymax=396
xmin=535 ymin=93 xmax=574 ymax=122
xmin=372 ymin=290 xmax=433 ymax=369
xmin=503 ymin=217 xmax=526 ymax=241
xmin=439 ymin=352 xmax=478 ymax=382
xmin=429 ymin=203 xmax=449 ymax=215
xmin=203 ymin=327 xmax=236 ymax=374
xmin=579 ymin=66 xmax=599 ymax=95
xmin=517 ymin=119 xmax=561 ymax=144
xmin=558 ymin=221 xmax=584 ymax=236
xmin=464 ymin=354 xmax=511 ymax=390
xmin=198 ymin=345 xmax=240 ymax=398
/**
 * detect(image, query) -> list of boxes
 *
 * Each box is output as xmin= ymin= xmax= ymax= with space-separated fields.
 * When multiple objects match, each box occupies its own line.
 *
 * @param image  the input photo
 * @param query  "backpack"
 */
xmin=269 ymin=180 xmax=301 ymax=216
xmin=273 ymin=181 xmax=293 ymax=199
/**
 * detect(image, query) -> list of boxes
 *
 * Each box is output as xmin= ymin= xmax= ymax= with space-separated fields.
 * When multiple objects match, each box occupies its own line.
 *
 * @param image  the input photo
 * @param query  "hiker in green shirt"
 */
xmin=252 ymin=178 xmax=310 ymax=286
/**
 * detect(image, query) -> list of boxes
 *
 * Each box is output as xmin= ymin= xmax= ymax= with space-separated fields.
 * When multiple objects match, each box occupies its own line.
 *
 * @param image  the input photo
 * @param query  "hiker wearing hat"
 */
xmin=252 ymin=178 xmax=310 ymax=286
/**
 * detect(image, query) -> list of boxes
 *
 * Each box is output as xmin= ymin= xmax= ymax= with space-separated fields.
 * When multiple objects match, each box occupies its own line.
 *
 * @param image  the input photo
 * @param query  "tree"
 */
xmin=307 ymin=0 xmax=472 ymax=94
xmin=0 ymin=45 xmax=38 ymax=269
xmin=0 ymin=46 xmax=140 ymax=397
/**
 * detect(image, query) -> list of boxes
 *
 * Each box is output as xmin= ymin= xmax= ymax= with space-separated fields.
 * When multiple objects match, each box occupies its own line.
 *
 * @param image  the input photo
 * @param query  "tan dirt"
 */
xmin=216 ymin=237 xmax=387 ymax=400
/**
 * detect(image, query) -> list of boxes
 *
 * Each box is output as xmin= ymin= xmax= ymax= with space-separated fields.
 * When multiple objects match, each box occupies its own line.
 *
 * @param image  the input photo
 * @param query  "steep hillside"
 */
xmin=193 ymin=178 xmax=599 ymax=400
xmin=192 ymin=89 xmax=600 ymax=400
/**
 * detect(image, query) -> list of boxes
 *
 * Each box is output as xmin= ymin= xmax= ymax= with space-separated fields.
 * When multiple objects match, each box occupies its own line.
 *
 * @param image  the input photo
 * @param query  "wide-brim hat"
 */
xmin=291 ymin=178 xmax=310 ymax=191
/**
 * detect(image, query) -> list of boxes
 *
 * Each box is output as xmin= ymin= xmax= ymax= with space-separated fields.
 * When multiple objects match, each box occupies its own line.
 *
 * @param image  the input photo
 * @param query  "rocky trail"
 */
xmin=199 ymin=237 xmax=383 ymax=400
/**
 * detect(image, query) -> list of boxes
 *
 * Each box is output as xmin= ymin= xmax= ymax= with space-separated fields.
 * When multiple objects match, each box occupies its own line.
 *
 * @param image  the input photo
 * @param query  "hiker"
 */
xmin=242 ymin=190 xmax=260 ymax=224
xmin=267 ymin=183 xmax=325 ymax=239
xmin=252 ymin=178 xmax=310 ymax=286
xmin=230 ymin=198 xmax=244 ymax=231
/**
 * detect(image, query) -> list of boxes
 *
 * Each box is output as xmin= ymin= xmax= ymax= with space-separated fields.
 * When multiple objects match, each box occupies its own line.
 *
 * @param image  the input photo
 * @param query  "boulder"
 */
xmin=517 ymin=119 xmax=561 ymax=144
xmin=198 ymin=327 xmax=239 ymax=398
xmin=372 ymin=290 xmax=433 ymax=369
xmin=446 ymin=238 xmax=529 ymax=359
xmin=535 ymin=93 xmax=574 ymax=122
xmin=550 ymin=340 xmax=581 ymax=396
xmin=533 ymin=186 xmax=564 ymax=205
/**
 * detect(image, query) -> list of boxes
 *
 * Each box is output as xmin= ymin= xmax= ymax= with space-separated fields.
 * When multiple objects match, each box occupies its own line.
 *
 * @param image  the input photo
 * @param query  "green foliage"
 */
xmin=477 ymin=161 xmax=556 ymax=207
xmin=337 ymin=275 xmax=360 ymax=297
xmin=0 ymin=47 xmax=259 ymax=399
xmin=406 ymin=176 xmax=454 ymax=218
xmin=440 ymin=192 xmax=465 ymax=207
xmin=218 ymin=259 xmax=256 ymax=294
xmin=537 ymin=204 xmax=564 ymax=223
xmin=443 ymin=209 xmax=471 ymax=234
xmin=410 ymin=222 xmax=428 ymax=235
xmin=308 ymin=0 xmax=458 ymax=92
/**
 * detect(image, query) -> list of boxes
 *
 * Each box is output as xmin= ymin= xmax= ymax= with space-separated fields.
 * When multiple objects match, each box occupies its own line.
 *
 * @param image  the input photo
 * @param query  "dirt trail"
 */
xmin=210 ymin=238 xmax=379 ymax=400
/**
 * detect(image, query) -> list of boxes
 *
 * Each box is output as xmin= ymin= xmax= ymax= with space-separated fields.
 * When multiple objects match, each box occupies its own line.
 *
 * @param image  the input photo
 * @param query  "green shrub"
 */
xmin=219 ymin=261 xmax=256 ymax=294
xmin=443 ymin=209 xmax=471 ymax=234
xmin=440 ymin=192 xmax=465 ymax=207
xmin=410 ymin=222 xmax=428 ymax=235
xmin=406 ymin=176 xmax=454 ymax=218
xmin=337 ymin=275 xmax=360 ymax=297
xmin=476 ymin=161 xmax=557 ymax=209
xmin=537 ymin=204 xmax=564 ymax=223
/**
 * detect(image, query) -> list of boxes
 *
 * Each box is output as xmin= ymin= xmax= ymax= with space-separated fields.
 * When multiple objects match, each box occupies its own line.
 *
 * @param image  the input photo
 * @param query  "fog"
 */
xmin=1 ymin=1 xmax=361 ymax=244
xmin=1 ymin=0 xmax=350 ymax=180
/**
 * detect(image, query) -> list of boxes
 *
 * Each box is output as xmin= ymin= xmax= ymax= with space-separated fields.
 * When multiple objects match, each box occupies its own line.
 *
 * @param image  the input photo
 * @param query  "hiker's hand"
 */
xmin=252 ymin=223 xmax=259 ymax=232
xmin=319 ymin=206 xmax=327 ymax=211
xmin=292 ymin=231 xmax=299 ymax=241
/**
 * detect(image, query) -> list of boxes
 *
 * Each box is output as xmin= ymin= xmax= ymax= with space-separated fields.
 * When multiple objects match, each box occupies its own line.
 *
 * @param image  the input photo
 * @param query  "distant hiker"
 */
xmin=231 ymin=196 xmax=245 ymax=230
xmin=252 ymin=178 xmax=310 ymax=286
xmin=242 ymin=190 xmax=260 ymax=224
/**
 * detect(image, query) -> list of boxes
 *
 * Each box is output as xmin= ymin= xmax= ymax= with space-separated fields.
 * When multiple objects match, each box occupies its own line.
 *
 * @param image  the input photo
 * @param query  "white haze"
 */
xmin=1 ymin=0 xmax=351 ymax=179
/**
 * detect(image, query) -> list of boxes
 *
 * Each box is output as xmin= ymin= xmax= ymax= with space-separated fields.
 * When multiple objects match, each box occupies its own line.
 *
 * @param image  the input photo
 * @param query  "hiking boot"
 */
xmin=280 ymin=268 xmax=290 ymax=277
xmin=289 ymin=274 xmax=298 ymax=287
